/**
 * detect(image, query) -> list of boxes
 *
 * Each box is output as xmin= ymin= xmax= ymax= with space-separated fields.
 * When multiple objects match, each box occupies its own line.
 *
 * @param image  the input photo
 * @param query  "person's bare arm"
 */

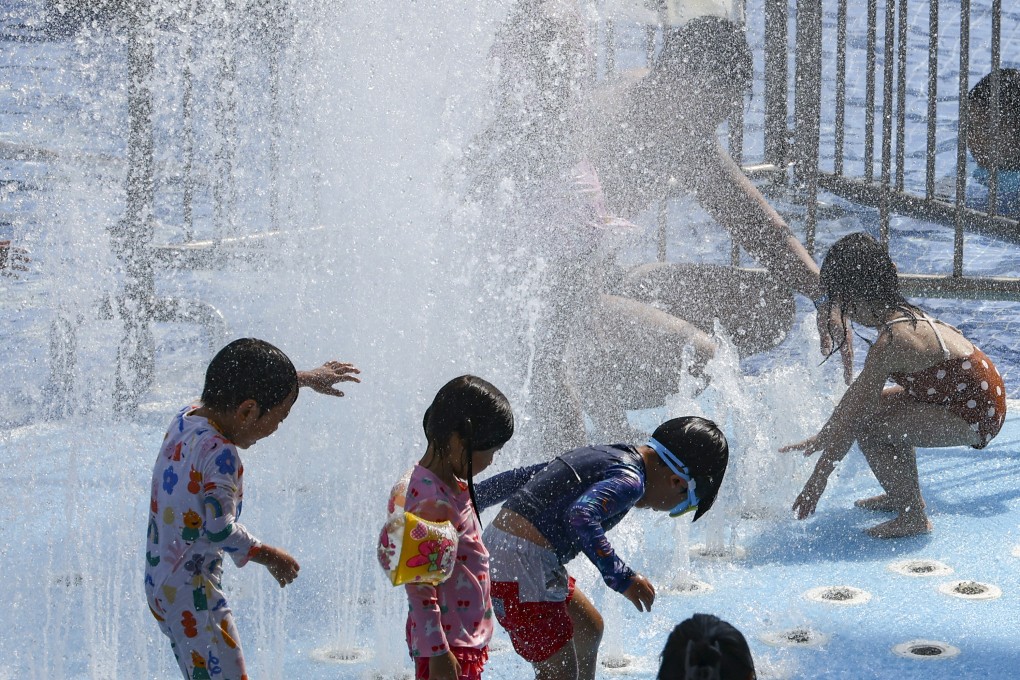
xmin=249 ymin=544 xmax=300 ymax=587
xmin=781 ymin=331 xmax=902 ymax=517
xmin=680 ymin=139 xmax=820 ymax=296
xmin=678 ymin=138 xmax=854 ymax=381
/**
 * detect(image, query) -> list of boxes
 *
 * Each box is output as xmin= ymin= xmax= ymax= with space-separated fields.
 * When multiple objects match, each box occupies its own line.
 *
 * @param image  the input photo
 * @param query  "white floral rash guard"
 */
xmin=145 ymin=406 xmax=261 ymax=603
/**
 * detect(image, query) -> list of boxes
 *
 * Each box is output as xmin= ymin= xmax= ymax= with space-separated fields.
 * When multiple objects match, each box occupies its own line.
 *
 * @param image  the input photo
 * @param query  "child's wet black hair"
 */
xmin=651 ymin=416 xmax=729 ymax=522
xmin=423 ymin=375 xmax=514 ymax=518
xmin=655 ymin=17 xmax=753 ymax=97
xmin=967 ymin=68 xmax=1020 ymax=171
xmin=820 ymin=232 xmax=903 ymax=308
xmin=819 ymin=232 xmax=919 ymax=358
xmin=658 ymin=613 xmax=756 ymax=680
xmin=201 ymin=338 xmax=298 ymax=413
xmin=969 ymin=68 xmax=1020 ymax=117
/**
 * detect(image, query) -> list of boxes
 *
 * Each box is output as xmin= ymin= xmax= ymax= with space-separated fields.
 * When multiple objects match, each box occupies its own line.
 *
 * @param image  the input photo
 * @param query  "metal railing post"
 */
xmin=925 ymin=0 xmax=938 ymax=200
xmin=987 ymin=0 xmax=1002 ymax=217
xmin=793 ymin=0 xmax=822 ymax=254
xmin=604 ymin=18 xmax=616 ymax=77
xmin=657 ymin=200 xmax=668 ymax=263
xmin=213 ymin=0 xmax=239 ymax=238
xmin=954 ymin=0 xmax=971 ymax=278
xmin=763 ymin=0 xmax=788 ymax=168
xmin=895 ymin=0 xmax=907 ymax=193
xmin=834 ymin=0 xmax=847 ymax=175
xmin=865 ymin=0 xmax=878 ymax=181
xmin=111 ymin=0 xmax=156 ymax=414
xmin=645 ymin=23 xmax=657 ymax=66
xmin=879 ymin=0 xmax=895 ymax=243
xmin=182 ymin=0 xmax=197 ymax=242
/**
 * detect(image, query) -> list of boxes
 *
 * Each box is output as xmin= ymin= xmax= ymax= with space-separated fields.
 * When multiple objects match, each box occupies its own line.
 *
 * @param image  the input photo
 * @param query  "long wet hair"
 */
xmin=658 ymin=613 xmax=756 ymax=680
xmin=422 ymin=376 xmax=515 ymax=519
xmin=820 ymin=232 xmax=921 ymax=358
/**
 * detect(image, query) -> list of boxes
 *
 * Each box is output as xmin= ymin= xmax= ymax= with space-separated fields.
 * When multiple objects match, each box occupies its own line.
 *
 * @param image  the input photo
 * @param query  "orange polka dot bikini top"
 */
xmin=885 ymin=313 xmax=998 ymax=405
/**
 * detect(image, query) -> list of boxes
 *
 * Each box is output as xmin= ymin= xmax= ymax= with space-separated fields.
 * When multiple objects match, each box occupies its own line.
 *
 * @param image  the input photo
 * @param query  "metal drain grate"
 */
xmin=888 ymin=559 xmax=953 ymax=577
xmin=892 ymin=640 xmax=960 ymax=660
xmin=310 ymin=646 xmax=372 ymax=664
xmin=601 ymin=653 xmax=635 ymax=670
xmin=663 ymin=578 xmax=715 ymax=596
xmin=938 ymin=580 xmax=1002 ymax=600
xmin=690 ymin=544 xmax=747 ymax=561
xmin=804 ymin=585 xmax=872 ymax=605
xmin=761 ymin=627 xmax=830 ymax=648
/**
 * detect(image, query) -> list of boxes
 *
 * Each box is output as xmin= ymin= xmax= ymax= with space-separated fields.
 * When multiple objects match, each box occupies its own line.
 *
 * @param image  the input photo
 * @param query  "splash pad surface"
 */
xmin=2 ymin=397 xmax=1017 ymax=679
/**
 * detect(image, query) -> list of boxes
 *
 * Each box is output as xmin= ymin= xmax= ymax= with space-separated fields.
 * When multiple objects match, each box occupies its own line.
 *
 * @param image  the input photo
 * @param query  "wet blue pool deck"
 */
xmin=294 ymin=408 xmax=1020 ymax=679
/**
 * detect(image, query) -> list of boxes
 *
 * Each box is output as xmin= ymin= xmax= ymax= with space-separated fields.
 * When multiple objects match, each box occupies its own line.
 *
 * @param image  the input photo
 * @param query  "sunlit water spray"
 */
xmin=13 ymin=0 xmax=1010 ymax=676
xmin=589 ymin=314 xmax=844 ymax=668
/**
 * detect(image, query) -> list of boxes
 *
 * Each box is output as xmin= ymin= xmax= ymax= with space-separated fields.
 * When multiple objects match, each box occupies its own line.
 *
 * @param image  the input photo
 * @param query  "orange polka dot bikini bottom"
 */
xmin=892 ymin=347 xmax=1007 ymax=449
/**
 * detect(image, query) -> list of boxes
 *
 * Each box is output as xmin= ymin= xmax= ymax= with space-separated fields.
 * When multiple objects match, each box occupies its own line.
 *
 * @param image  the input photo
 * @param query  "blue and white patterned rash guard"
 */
xmin=476 ymin=444 xmax=647 ymax=593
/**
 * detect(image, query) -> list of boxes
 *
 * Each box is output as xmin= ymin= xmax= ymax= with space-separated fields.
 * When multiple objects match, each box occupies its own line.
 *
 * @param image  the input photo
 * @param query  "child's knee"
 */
xmin=569 ymin=600 xmax=604 ymax=646
xmin=857 ymin=415 xmax=900 ymax=448
xmin=580 ymin=609 xmax=604 ymax=643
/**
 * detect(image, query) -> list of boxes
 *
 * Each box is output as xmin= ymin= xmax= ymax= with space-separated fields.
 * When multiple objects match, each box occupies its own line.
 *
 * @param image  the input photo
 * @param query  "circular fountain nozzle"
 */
xmin=887 ymin=558 xmax=953 ymax=577
xmin=663 ymin=577 xmax=715 ymax=596
xmin=760 ymin=627 xmax=830 ymax=648
xmin=600 ymin=653 xmax=635 ymax=670
xmin=938 ymin=579 xmax=1002 ymax=600
xmin=690 ymin=543 xmax=747 ymax=561
xmin=892 ymin=640 xmax=960 ymax=660
xmin=310 ymin=646 xmax=372 ymax=664
xmin=804 ymin=585 xmax=872 ymax=605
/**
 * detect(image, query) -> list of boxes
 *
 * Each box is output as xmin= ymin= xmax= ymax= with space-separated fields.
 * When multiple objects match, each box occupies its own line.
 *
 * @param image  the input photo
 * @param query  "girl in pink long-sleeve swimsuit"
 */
xmin=404 ymin=467 xmax=492 ymax=676
xmin=400 ymin=376 xmax=515 ymax=679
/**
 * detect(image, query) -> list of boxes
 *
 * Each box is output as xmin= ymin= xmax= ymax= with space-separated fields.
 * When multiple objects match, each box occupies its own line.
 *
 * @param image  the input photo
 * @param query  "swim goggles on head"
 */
xmin=647 ymin=437 xmax=700 ymax=517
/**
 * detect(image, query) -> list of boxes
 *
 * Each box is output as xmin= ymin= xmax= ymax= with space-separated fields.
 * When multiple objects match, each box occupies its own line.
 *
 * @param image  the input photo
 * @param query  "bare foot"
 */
xmin=865 ymin=514 xmax=932 ymax=539
xmin=854 ymin=494 xmax=899 ymax=512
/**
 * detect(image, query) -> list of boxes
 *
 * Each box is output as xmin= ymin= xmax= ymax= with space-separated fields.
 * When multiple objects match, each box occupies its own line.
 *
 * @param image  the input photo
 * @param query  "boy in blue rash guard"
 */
xmin=476 ymin=416 xmax=728 ymax=680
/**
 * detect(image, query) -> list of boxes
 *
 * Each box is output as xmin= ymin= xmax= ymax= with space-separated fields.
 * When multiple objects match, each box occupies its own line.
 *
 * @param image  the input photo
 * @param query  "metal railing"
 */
xmin=37 ymin=0 xmax=296 ymax=413
xmin=775 ymin=0 xmax=1020 ymax=300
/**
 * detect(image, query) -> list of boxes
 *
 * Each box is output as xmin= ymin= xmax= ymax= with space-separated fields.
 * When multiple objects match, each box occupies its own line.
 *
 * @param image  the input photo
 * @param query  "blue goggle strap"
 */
xmin=647 ymin=437 xmax=700 ymax=511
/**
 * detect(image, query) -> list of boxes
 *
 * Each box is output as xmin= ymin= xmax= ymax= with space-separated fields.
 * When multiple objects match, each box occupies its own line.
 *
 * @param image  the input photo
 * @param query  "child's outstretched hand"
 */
xmin=791 ymin=464 xmax=833 ymax=519
xmin=782 ymin=437 xmax=836 ymax=519
xmin=297 ymin=361 xmax=361 ymax=397
xmin=250 ymin=544 xmax=300 ymax=587
xmin=623 ymin=574 xmax=656 ymax=612
xmin=428 ymin=651 xmax=461 ymax=680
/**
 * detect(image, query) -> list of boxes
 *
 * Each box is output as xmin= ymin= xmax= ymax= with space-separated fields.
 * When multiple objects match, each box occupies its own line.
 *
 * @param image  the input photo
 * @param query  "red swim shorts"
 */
xmin=414 ymin=646 xmax=488 ymax=680
xmin=490 ymin=576 xmax=576 ymax=663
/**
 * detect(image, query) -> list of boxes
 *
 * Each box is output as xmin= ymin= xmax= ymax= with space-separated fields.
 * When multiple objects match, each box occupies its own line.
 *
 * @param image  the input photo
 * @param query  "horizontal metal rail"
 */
xmin=151 ymin=226 xmax=325 ymax=269
xmin=735 ymin=267 xmax=1020 ymax=301
xmin=818 ymin=174 xmax=1020 ymax=246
